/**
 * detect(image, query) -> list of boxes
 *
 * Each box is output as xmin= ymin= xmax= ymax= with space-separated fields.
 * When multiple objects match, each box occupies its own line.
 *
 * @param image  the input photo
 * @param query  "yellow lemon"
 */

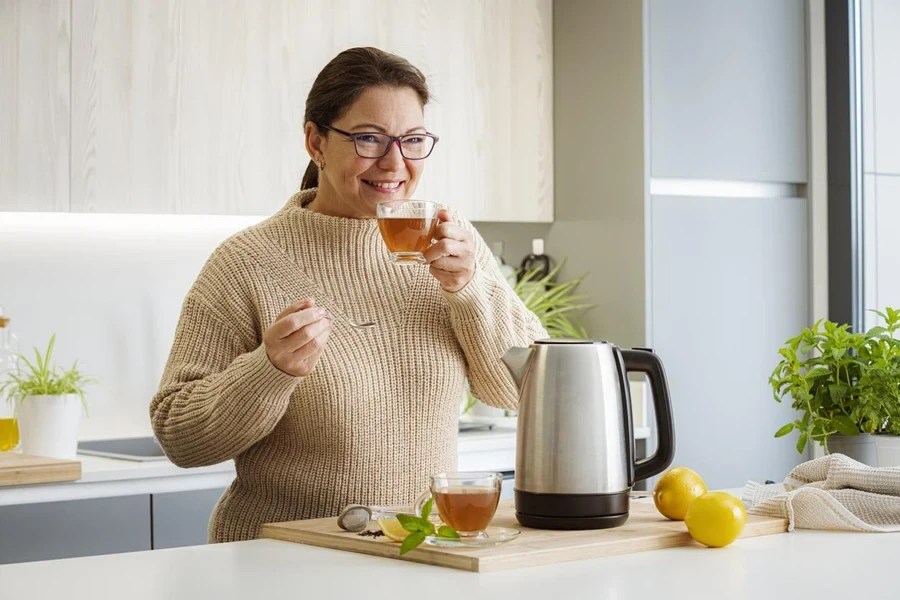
xmin=653 ymin=467 xmax=707 ymax=521
xmin=377 ymin=517 xmax=410 ymax=542
xmin=684 ymin=491 xmax=748 ymax=548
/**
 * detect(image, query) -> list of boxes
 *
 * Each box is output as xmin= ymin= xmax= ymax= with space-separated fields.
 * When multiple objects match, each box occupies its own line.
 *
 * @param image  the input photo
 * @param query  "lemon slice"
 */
xmin=377 ymin=517 xmax=411 ymax=542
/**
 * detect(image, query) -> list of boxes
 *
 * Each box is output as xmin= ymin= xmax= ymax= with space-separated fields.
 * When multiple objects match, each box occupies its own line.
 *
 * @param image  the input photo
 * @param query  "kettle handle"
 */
xmin=621 ymin=348 xmax=676 ymax=482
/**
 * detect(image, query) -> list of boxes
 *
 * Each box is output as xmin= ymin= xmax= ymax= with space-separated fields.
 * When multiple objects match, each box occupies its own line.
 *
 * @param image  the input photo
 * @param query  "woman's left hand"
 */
xmin=424 ymin=209 xmax=476 ymax=293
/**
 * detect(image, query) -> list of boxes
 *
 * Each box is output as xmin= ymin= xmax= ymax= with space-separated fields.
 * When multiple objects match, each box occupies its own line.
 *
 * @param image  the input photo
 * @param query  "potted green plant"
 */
xmin=769 ymin=308 xmax=900 ymax=465
xmin=855 ymin=312 xmax=900 ymax=466
xmin=464 ymin=261 xmax=595 ymax=421
xmin=0 ymin=334 xmax=95 ymax=459
xmin=512 ymin=260 xmax=594 ymax=339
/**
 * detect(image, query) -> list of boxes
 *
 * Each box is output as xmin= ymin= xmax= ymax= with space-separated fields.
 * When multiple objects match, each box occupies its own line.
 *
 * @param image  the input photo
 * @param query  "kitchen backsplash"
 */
xmin=0 ymin=214 xmax=263 ymax=440
xmin=1 ymin=214 xmax=613 ymax=441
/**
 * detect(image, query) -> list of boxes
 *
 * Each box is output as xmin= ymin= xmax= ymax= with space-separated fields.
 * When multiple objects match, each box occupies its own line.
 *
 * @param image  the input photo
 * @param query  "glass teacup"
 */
xmin=415 ymin=472 xmax=502 ymax=537
xmin=376 ymin=200 xmax=441 ymax=265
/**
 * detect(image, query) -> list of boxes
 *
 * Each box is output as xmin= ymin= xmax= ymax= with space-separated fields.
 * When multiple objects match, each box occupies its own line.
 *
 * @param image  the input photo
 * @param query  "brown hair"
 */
xmin=301 ymin=47 xmax=431 ymax=190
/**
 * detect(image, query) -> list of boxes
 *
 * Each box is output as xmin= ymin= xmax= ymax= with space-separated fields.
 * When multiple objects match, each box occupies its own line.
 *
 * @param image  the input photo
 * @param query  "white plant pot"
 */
xmin=874 ymin=434 xmax=900 ymax=467
xmin=826 ymin=433 xmax=878 ymax=466
xmin=16 ymin=394 xmax=82 ymax=460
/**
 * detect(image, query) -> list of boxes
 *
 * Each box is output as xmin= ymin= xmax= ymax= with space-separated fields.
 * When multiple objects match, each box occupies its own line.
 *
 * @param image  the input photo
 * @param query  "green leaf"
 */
xmin=436 ymin=526 xmax=460 ymax=539
xmin=396 ymin=514 xmax=428 ymax=534
xmin=832 ymin=415 xmax=860 ymax=436
xmin=512 ymin=259 xmax=595 ymax=340
xmin=421 ymin=497 xmax=434 ymax=521
xmin=0 ymin=334 xmax=95 ymax=409
xmin=796 ymin=432 xmax=808 ymax=454
xmin=828 ymin=384 xmax=849 ymax=406
xmin=804 ymin=366 xmax=831 ymax=380
xmin=774 ymin=423 xmax=794 ymax=438
xmin=399 ymin=532 xmax=427 ymax=555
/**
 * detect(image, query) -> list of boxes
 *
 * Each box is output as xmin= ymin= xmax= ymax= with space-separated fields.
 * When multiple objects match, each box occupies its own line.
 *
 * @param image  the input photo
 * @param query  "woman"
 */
xmin=151 ymin=47 xmax=547 ymax=543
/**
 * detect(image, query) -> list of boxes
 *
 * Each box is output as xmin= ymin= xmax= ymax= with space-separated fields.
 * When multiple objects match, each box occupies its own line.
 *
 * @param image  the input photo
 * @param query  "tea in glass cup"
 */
xmin=376 ymin=200 xmax=440 ymax=265
xmin=415 ymin=472 xmax=502 ymax=537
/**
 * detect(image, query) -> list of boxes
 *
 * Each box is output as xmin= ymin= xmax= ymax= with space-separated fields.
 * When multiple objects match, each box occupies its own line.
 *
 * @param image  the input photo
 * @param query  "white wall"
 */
xmin=0 ymin=213 xmax=262 ymax=440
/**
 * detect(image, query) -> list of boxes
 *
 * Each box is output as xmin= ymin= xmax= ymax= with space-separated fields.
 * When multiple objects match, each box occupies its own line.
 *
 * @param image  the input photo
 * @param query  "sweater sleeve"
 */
xmin=150 ymin=277 xmax=299 ymax=468
xmin=442 ymin=217 xmax=548 ymax=411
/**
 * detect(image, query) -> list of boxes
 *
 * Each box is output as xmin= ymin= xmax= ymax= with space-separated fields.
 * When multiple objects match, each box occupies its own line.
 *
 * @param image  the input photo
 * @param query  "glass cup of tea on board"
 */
xmin=415 ymin=472 xmax=502 ymax=538
xmin=376 ymin=200 xmax=441 ymax=265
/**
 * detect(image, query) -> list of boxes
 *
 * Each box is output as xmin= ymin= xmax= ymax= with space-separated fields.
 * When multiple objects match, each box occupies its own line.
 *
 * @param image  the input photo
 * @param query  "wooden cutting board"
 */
xmin=0 ymin=452 xmax=82 ymax=487
xmin=260 ymin=499 xmax=788 ymax=572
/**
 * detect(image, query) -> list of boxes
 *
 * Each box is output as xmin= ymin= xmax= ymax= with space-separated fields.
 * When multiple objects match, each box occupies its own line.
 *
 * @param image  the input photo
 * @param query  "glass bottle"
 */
xmin=0 ymin=306 xmax=20 ymax=451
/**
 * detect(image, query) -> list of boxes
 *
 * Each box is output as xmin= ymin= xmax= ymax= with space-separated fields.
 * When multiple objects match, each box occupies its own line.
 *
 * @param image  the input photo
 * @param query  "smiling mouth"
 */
xmin=362 ymin=179 xmax=404 ymax=191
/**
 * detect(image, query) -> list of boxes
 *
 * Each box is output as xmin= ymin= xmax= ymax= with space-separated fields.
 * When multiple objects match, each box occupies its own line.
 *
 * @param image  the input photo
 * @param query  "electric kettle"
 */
xmin=502 ymin=339 xmax=675 ymax=530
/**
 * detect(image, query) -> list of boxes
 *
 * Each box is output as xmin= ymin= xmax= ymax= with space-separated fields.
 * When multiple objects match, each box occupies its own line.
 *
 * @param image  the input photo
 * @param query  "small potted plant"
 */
xmin=0 ymin=334 xmax=95 ymax=459
xmin=854 ymin=313 xmax=900 ymax=465
xmin=769 ymin=308 xmax=900 ymax=465
xmin=464 ymin=260 xmax=595 ymax=423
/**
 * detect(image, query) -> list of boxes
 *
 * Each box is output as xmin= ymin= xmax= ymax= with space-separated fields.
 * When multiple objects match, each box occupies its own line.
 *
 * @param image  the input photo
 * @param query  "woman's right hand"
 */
xmin=263 ymin=299 xmax=333 ymax=377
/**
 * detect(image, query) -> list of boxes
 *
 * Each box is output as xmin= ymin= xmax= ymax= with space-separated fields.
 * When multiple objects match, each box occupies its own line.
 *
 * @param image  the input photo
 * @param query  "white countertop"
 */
xmin=0 ymin=427 xmax=522 ymax=506
xmin=0 ymin=425 xmax=652 ymax=506
xmin=0 ymin=505 xmax=896 ymax=600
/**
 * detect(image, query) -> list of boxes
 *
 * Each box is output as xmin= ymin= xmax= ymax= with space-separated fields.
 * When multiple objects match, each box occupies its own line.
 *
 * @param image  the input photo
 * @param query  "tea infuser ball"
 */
xmin=337 ymin=504 xmax=372 ymax=532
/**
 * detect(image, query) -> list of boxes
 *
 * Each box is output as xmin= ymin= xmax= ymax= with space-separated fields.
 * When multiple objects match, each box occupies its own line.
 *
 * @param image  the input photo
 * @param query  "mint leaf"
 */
xmin=400 ymin=532 xmax=426 ymax=555
xmin=833 ymin=415 xmax=860 ymax=436
xmin=796 ymin=432 xmax=808 ymax=454
xmin=396 ymin=514 xmax=427 ymax=534
xmin=437 ymin=526 xmax=460 ymax=539
xmin=422 ymin=497 xmax=434 ymax=521
xmin=774 ymin=423 xmax=794 ymax=438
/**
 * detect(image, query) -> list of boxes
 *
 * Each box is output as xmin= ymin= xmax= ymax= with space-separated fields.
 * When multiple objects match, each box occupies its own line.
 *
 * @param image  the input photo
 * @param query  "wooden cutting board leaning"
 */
xmin=0 ymin=452 xmax=82 ymax=487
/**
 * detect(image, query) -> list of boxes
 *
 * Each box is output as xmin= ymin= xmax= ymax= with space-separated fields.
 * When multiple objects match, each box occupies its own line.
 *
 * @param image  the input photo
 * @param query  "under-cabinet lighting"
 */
xmin=0 ymin=212 xmax=268 ymax=235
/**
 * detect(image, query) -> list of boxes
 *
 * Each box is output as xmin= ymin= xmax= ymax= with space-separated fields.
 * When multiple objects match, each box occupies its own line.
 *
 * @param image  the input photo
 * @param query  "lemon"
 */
xmin=377 ymin=517 xmax=410 ymax=542
xmin=684 ymin=491 xmax=748 ymax=548
xmin=653 ymin=467 xmax=707 ymax=521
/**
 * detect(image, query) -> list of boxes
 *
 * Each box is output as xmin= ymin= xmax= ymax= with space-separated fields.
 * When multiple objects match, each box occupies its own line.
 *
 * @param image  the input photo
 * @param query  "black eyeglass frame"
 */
xmin=315 ymin=122 xmax=440 ymax=159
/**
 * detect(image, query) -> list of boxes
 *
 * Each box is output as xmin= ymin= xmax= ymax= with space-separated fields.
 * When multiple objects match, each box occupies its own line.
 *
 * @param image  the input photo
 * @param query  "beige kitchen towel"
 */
xmin=742 ymin=453 xmax=900 ymax=532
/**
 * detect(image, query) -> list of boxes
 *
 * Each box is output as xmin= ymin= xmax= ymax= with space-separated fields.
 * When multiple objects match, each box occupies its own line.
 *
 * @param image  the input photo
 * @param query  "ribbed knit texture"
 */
xmin=743 ymin=453 xmax=900 ymax=532
xmin=150 ymin=189 xmax=547 ymax=543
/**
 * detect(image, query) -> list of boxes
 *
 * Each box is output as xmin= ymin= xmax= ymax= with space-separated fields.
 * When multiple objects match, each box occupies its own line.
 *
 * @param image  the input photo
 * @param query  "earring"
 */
xmin=316 ymin=158 xmax=324 ymax=170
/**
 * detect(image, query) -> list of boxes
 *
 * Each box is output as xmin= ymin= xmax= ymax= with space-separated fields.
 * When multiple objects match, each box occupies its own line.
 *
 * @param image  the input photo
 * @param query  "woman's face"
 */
xmin=306 ymin=85 xmax=427 ymax=218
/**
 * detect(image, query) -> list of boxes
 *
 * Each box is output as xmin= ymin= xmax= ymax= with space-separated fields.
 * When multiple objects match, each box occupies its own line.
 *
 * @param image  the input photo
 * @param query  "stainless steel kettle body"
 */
xmin=502 ymin=339 xmax=675 ymax=530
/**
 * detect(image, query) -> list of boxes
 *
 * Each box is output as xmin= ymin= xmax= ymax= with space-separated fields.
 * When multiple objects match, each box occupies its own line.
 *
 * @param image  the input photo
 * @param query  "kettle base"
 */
xmin=515 ymin=512 xmax=628 ymax=530
xmin=514 ymin=489 xmax=631 ymax=530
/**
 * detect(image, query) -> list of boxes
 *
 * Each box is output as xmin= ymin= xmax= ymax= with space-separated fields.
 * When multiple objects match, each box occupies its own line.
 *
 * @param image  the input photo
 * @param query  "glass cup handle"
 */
xmin=414 ymin=489 xmax=433 ymax=518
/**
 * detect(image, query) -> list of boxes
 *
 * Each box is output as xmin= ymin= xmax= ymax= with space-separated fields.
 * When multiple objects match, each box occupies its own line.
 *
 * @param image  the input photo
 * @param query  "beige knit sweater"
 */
xmin=150 ymin=189 xmax=547 ymax=543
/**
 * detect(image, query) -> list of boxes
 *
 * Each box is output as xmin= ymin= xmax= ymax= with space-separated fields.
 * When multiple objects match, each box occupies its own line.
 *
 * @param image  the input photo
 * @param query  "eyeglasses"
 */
xmin=315 ymin=123 xmax=439 ymax=159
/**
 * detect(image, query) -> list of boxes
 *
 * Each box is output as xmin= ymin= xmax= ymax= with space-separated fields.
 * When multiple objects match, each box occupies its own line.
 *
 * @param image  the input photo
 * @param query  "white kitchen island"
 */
xmin=0 ymin=523 xmax=896 ymax=600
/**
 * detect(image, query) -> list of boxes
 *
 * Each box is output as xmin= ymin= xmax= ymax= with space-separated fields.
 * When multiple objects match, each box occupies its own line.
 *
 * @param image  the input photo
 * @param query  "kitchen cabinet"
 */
xmin=648 ymin=0 xmax=807 ymax=183
xmin=649 ymin=195 xmax=808 ymax=489
xmin=0 ymin=0 xmax=71 ymax=212
xmin=62 ymin=0 xmax=552 ymax=221
xmin=151 ymin=487 xmax=226 ymax=550
xmin=0 ymin=494 xmax=151 ymax=565
xmin=0 ymin=487 xmax=231 ymax=563
xmin=552 ymin=0 xmax=812 ymax=491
